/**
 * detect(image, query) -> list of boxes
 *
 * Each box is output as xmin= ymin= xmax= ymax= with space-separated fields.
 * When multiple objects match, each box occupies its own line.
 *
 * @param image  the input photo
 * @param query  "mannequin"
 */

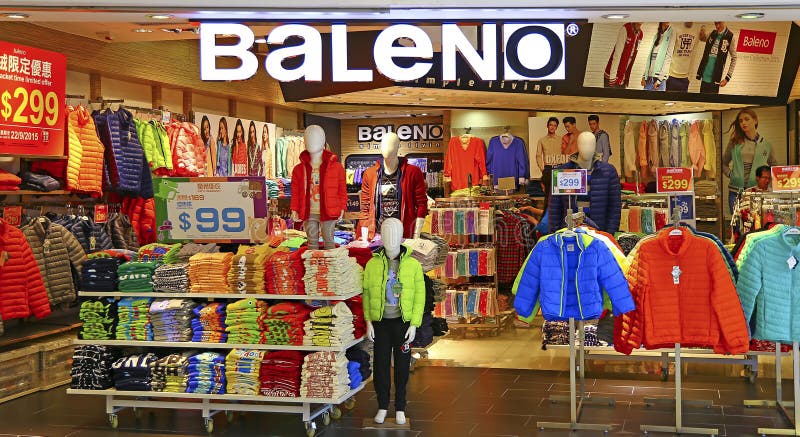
xmin=486 ymin=131 xmax=529 ymax=188
xmin=290 ymin=125 xmax=347 ymax=249
xmin=358 ymin=133 xmax=428 ymax=240
xmin=363 ymin=218 xmax=426 ymax=425
xmin=547 ymin=132 xmax=622 ymax=234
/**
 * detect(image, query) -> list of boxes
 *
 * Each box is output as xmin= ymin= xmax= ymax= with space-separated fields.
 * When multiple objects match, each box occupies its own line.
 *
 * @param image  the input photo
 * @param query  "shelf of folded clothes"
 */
xmin=73 ymin=335 xmax=365 ymax=352
xmin=0 ymin=190 xmax=72 ymax=195
xmin=77 ymin=290 xmax=362 ymax=300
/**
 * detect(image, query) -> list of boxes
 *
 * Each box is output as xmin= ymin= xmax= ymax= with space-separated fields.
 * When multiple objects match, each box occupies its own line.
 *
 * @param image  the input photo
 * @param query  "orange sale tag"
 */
xmin=656 ymin=168 xmax=694 ymax=194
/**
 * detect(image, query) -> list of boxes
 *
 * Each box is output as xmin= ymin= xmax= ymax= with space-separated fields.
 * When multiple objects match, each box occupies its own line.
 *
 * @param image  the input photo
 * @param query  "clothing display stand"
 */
xmin=743 ymin=342 xmax=800 ymax=436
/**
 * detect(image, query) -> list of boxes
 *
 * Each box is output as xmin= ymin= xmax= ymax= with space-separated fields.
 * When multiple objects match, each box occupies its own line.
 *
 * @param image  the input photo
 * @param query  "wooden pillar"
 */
xmin=442 ymin=110 xmax=451 ymax=149
xmin=228 ymin=99 xmax=237 ymax=117
xmin=151 ymin=84 xmax=162 ymax=109
xmin=265 ymin=106 xmax=274 ymax=123
xmin=296 ymin=110 xmax=305 ymax=129
xmin=182 ymin=89 xmax=193 ymax=120
xmin=89 ymin=72 xmax=101 ymax=101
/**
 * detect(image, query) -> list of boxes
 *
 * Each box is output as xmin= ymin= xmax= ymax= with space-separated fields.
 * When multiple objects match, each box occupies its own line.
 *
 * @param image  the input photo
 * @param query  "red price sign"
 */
xmin=0 ymin=41 xmax=66 ymax=157
xmin=94 ymin=204 xmax=108 ymax=224
xmin=771 ymin=166 xmax=800 ymax=192
xmin=2 ymin=205 xmax=21 ymax=227
xmin=656 ymin=167 xmax=694 ymax=193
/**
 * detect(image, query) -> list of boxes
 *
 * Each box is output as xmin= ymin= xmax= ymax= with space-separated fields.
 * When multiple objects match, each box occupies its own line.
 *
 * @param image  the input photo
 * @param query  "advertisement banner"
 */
xmin=193 ymin=112 xmax=277 ymax=179
xmin=153 ymin=177 xmax=268 ymax=243
xmin=0 ymin=41 xmax=66 ymax=157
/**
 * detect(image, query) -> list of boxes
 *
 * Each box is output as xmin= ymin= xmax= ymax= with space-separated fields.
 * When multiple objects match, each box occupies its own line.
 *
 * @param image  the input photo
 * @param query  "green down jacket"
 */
xmin=363 ymin=245 xmax=426 ymax=327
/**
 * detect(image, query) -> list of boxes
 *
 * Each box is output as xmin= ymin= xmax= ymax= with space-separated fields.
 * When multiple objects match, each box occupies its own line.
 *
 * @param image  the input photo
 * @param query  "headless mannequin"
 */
xmin=366 ymin=218 xmax=416 ymax=425
xmin=380 ymin=133 xmax=425 ymax=239
xmin=499 ymin=133 xmax=528 ymax=186
xmin=291 ymin=125 xmax=343 ymax=249
xmin=575 ymin=132 xmax=598 ymax=170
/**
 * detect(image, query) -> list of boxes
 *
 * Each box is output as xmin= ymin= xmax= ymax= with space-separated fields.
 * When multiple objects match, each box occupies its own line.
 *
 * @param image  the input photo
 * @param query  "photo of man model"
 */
xmin=666 ymin=22 xmax=707 ymax=92
xmin=696 ymin=22 xmax=737 ymax=94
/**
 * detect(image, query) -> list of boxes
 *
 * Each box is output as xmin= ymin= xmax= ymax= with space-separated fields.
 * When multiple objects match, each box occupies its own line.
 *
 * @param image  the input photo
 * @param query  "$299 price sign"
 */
xmin=771 ymin=166 xmax=800 ymax=192
xmin=552 ymin=169 xmax=587 ymax=195
xmin=656 ymin=167 xmax=694 ymax=194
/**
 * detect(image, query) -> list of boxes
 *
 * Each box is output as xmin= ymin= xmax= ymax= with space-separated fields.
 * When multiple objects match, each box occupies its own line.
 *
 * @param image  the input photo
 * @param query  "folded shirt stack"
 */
xmin=259 ymin=350 xmax=305 ymax=397
xmin=225 ymin=349 xmax=266 ymax=395
xmin=116 ymin=297 xmax=153 ymax=341
xmin=79 ymin=299 xmax=117 ymax=340
xmin=301 ymin=247 xmax=363 ymax=297
xmin=225 ymin=298 xmax=267 ymax=344
xmin=19 ymin=170 xmax=61 ymax=192
xmin=347 ymin=361 xmax=363 ymax=389
xmin=404 ymin=237 xmax=441 ymax=272
xmin=191 ymin=302 xmax=228 ymax=343
xmin=265 ymin=179 xmax=280 ymax=199
xmin=0 ymin=168 xmax=21 ymax=191
xmin=80 ymin=257 xmax=122 ymax=292
xmin=118 ymin=261 xmax=158 ymax=293
xmin=153 ymin=263 xmax=190 ymax=293
xmin=299 ymin=351 xmax=350 ymax=400
xmin=344 ymin=296 xmax=366 ymax=340
xmin=228 ymin=244 xmax=273 ymax=294
xmin=112 ymin=353 xmax=158 ymax=391
xmin=174 ymin=243 xmax=219 ymax=264
xmin=137 ymin=243 xmax=183 ymax=264
xmin=189 ymin=252 xmax=233 ymax=293
xmin=149 ymin=298 xmax=197 ymax=342
xmin=302 ymin=302 xmax=356 ymax=348
xmin=150 ymin=352 xmax=193 ymax=393
xmin=420 ymin=233 xmax=450 ymax=270
xmin=259 ymin=302 xmax=311 ymax=345
xmin=71 ymin=345 xmax=120 ymax=390
xmin=186 ymin=352 xmax=226 ymax=394
xmin=345 ymin=346 xmax=372 ymax=381
xmin=265 ymin=248 xmax=306 ymax=295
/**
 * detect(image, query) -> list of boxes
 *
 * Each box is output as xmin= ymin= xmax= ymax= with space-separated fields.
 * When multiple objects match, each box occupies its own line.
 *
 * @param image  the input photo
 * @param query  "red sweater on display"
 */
xmin=444 ymin=136 xmax=487 ymax=191
xmin=0 ymin=218 xmax=51 ymax=321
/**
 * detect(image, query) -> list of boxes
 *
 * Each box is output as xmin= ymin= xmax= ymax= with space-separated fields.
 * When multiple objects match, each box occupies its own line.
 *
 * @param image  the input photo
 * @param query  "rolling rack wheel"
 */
xmin=331 ymin=406 xmax=343 ymax=420
xmin=133 ymin=407 xmax=142 ymax=419
xmin=660 ymin=368 xmax=669 ymax=381
xmin=204 ymin=418 xmax=214 ymax=433
xmin=108 ymin=413 xmax=119 ymax=429
xmin=305 ymin=420 xmax=317 ymax=437
xmin=343 ymin=397 xmax=356 ymax=410
xmin=322 ymin=412 xmax=331 ymax=426
xmin=748 ymin=370 xmax=758 ymax=384
xmin=226 ymin=411 xmax=234 ymax=422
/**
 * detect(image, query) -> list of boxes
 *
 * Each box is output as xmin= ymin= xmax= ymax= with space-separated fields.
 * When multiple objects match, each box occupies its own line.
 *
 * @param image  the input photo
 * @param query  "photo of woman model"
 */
xmin=722 ymin=108 xmax=777 ymax=212
xmin=200 ymin=115 xmax=217 ymax=177
xmin=262 ymin=123 xmax=273 ymax=179
xmin=641 ymin=22 xmax=675 ymax=91
xmin=231 ymin=119 xmax=248 ymax=176
xmin=247 ymin=120 xmax=264 ymax=176
xmin=216 ymin=117 xmax=231 ymax=177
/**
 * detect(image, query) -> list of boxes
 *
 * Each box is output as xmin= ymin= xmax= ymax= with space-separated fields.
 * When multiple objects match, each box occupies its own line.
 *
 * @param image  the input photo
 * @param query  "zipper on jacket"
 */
xmin=575 ymin=249 xmax=585 ymax=320
xmin=559 ymin=238 xmax=566 ymax=317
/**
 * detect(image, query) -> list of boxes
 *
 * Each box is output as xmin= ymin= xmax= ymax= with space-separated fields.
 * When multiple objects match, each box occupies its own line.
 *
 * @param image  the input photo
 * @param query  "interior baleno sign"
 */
xmin=200 ymin=23 xmax=565 ymax=83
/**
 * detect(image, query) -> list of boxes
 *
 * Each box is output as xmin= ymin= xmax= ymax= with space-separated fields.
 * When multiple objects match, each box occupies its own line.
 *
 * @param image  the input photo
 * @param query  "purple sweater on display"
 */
xmin=486 ymin=136 xmax=529 ymax=186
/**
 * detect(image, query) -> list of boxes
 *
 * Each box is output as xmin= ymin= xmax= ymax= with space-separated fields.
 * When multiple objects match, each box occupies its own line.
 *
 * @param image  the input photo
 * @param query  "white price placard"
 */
xmin=552 ymin=169 xmax=587 ymax=195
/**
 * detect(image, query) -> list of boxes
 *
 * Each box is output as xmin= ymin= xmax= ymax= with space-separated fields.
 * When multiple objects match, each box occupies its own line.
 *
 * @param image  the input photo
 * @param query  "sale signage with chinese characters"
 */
xmin=656 ymin=168 xmax=694 ymax=194
xmin=153 ymin=177 xmax=268 ymax=243
xmin=0 ymin=41 xmax=65 ymax=157
xmin=551 ymin=168 xmax=587 ymax=195
xmin=771 ymin=166 xmax=800 ymax=192
xmin=2 ymin=205 xmax=21 ymax=227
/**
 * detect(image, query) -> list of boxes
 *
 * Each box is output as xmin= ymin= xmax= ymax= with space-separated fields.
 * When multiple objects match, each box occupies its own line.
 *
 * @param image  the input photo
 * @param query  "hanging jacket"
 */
xmin=669 ymin=119 xmax=681 ymax=167
xmin=285 ymin=137 xmax=305 ymax=180
xmin=67 ymin=106 xmax=105 ymax=197
xmin=0 ymin=218 xmax=51 ymax=321
xmin=646 ymin=120 xmax=659 ymax=174
xmin=604 ymin=22 xmax=643 ymax=87
xmin=637 ymin=120 xmax=649 ymax=178
xmin=688 ymin=120 xmax=706 ymax=174
xmin=696 ymin=27 xmax=736 ymax=85
xmin=679 ymin=121 xmax=691 ymax=168
xmin=702 ymin=120 xmax=716 ymax=173
xmin=123 ymin=197 xmax=156 ymax=245
xmin=548 ymin=154 xmax=622 ymax=234
xmin=486 ymin=136 xmax=529 ymax=185
xmin=512 ymin=230 xmax=634 ymax=321
xmin=65 ymin=217 xmax=113 ymax=254
xmin=615 ymin=227 xmax=749 ymax=355
xmin=93 ymin=108 xmax=145 ymax=195
xmin=358 ymin=157 xmax=429 ymax=240
xmin=21 ymin=217 xmax=87 ymax=306
xmin=658 ymin=120 xmax=670 ymax=169
xmin=135 ymin=119 xmax=173 ymax=176
xmin=362 ymin=245 xmax=426 ymax=327
xmin=290 ymin=149 xmax=347 ymax=222
xmin=105 ymin=212 xmax=139 ymax=251
xmin=167 ymin=121 xmax=206 ymax=177
xmin=623 ymin=121 xmax=637 ymax=179
xmin=642 ymin=25 xmax=676 ymax=82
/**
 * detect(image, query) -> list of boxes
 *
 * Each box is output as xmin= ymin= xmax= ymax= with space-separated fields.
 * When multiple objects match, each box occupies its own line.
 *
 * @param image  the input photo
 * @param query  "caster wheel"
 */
xmin=305 ymin=421 xmax=317 ymax=437
xmin=226 ymin=411 xmax=234 ymax=422
xmin=204 ymin=418 xmax=214 ymax=433
xmin=749 ymin=372 xmax=758 ymax=384
xmin=108 ymin=414 xmax=119 ymax=429
xmin=331 ymin=407 xmax=342 ymax=420
xmin=133 ymin=408 xmax=142 ymax=419
xmin=322 ymin=412 xmax=331 ymax=426
xmin=660 ymin=370 xmax=669 ymax=381
xmin=343 ymin=398 xmax=356 ymax=410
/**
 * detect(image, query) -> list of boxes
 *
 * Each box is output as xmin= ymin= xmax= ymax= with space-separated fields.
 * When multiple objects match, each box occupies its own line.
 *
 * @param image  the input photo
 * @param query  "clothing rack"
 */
xmin=743 ymin=342 xmax=800 ymax=435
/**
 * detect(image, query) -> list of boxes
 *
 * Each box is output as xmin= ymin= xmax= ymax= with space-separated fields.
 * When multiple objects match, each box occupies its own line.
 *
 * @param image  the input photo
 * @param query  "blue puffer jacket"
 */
xmin=512 ymin=231 xmax=634 ymax=321
xmin=736 ymin=231 xmax=800 ymax=342
xmin=548 ymin=154 xmax=621 ymax=234
xmin=93 ymin=109 xmax=151 ymax=197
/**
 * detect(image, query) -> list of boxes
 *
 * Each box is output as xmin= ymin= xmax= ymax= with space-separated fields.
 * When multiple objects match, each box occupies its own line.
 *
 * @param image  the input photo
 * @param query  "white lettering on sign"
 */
xmin=357 ymin=123 xmax=444 ymax=142
xmin=199 ymin=22 xmax=566 ymax=82
xmin=743 ymin=35 xmax=771 ymax=48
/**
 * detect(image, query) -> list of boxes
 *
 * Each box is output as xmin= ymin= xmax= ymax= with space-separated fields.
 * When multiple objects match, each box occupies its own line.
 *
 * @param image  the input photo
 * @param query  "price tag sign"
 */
xmin=656 ymin=167 xmax=694 ymax=194
xmin=669 ymin=195 xmax=695 ymax=221
xmin=771 ymin=166 xmax=800 ymax=192
xmin=2 ymin=205 xmax=21 ymax=227
xmin=0 ymin=41 xmax=66 ymax=157
xmin=552 ymin=169 xmax=587 ymax=195
xmin=153 ymin=177 xmax=268 ymax=243
xmin=93 ymin=204 xmax=108 ymax=224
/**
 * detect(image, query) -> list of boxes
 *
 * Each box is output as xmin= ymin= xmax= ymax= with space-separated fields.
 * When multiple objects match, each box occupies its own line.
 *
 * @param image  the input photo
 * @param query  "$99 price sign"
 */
xmin=552 ymin=169 xmax=588 ymax=195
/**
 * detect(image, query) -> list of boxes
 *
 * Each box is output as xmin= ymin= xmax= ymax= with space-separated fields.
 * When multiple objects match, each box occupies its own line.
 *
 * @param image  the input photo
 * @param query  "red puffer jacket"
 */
xmin=0 ymin=218 xmax=51 ymax=321
xmin=290 ymin=149 xmax=347 ymax=222
xmin=358 ymin=158 xmax=428 ymax=239
xmin=122 ymin=196 xmax=156 ymax=245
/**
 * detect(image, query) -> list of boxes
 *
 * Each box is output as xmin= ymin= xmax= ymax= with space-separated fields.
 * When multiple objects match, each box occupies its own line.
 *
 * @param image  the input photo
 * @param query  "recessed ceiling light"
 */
xmin=389 ymin=93 xmax=405 ymax=97
xmin=420 ymin=113 xmax=428 ymax=116
xmin=591 ymin=99 xmax=606 ymax=102
xmin=4 ymin=13 xmax=29 ymax=19
xmin=664 ymin=102 xmax=676 ymax=106
xmin=133 ymin=28 xmax=153 ymax=33
xmin=254 ymin=38 xmax=267 ymax=44
xmin=602 ymin=14 xmax=629 ymax=19
xmin=736 ymin=12 xmax=764 ymax=19
xmin=421 ymin=97 xmax=436 ymax=101
xmin=148 ymin=14 xmax=174 ymax=20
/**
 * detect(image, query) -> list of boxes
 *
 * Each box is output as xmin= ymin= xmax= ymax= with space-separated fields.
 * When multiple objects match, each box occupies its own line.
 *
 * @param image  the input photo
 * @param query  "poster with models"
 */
xmin=195 ymin=112 xmax=276 ymax=178
xmin=583 ymin=21 xmax=791 ymax=97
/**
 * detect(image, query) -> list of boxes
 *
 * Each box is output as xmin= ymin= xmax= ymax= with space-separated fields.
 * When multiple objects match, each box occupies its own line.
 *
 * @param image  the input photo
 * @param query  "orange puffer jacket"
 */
xmin=614 ymin=227 xmax=749 ymax=355
xmin=66 ymin=106 xmax=105 ymax=196
xmin=167 ymin=121 xmax=206 ymax=177
xmin=0 ymin=218 xmax=51 ymax=321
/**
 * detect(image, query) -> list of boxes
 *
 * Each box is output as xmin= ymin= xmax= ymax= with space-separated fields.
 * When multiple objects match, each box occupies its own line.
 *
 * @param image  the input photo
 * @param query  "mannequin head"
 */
xmin=304 ymin=125 xmax=326 ymax=155
xmin=577 ymin=132 xmax=596 ymax=160
xmin=380 ymin=132 xmax=400 ymax=160
xmin=381 ymin=218 xmax=403 ymax=258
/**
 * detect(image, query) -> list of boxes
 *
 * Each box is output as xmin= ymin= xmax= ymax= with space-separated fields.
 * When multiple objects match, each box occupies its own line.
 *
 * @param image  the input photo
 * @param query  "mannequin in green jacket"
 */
xmin=363 ymin=217 xmax=425 ymax=426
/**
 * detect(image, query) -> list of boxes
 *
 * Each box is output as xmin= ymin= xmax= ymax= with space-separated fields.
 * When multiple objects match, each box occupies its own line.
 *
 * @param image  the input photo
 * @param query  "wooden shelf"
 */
xmin=0 ymin=190 xmax=72 ymax=195
xmin=78 ymin=290 xmax=361 ymax=301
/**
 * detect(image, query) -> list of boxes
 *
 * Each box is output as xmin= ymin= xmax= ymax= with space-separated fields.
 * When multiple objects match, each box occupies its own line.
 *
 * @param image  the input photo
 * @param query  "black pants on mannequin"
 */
xmin=373 ymin=317 xmax=412 ymax=411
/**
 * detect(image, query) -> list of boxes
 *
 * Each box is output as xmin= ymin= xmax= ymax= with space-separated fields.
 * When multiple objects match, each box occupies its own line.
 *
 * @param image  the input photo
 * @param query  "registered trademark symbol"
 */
xmin=566 ymin=23 xmax=580 ymax=37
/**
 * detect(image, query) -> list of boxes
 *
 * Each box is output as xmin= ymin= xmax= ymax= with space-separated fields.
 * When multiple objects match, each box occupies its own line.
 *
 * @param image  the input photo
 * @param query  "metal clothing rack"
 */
xmin=743 ymin=342 xmax=800 ymax=436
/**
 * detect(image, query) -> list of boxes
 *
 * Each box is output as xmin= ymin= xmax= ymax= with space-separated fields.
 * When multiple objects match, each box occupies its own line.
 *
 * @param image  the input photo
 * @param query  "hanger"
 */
xmin=669 ymin=208 xmax=683 ymax=236
xmin=500 ymin=126 xmax=513 ymax=138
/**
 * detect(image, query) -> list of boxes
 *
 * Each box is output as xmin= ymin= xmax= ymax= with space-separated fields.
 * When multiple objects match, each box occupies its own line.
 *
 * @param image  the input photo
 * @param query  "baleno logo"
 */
xmin=358 ymin=123 xmax=444 ymax=142
xmin=200 ymin=23 xmax=565 ymax=83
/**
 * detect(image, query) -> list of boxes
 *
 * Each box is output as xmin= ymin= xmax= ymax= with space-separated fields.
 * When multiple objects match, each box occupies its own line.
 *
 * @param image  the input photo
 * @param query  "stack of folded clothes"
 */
xmin=228 ymin=245 xmax=272 ymax=294
xmin=189 ymin=252 xmax=233 ymax=293
xmin=112 ymin=353 xmax=158 ymax=391
xmin=0 ymin=168 xmax=21 ymax=191
xmin=303 ymin=302 xmax=355 ymax=347
xmin=411 ymin=312 xmax=434 ymax=348
xmin=191 ymin=302 xmax=227 ymax=343
xmin=541 ymin=320 xmax=570 ymax=349
xmin=259 ymin=351 xmax=305 ymax=397
xmin=137 ymin=243 xmax=182 ymax=263
xmin=186 ymin=352 xmax=226 ymax=394
xmin=118 ymin=261 xmax=158 ymax=292
xmin=265 ymin=179 xmax=280 ymax=199
xmin=259 ymin=302 xmax=311 ymax=345
xmin=299 ymin=351 xmax=350 ymax=399
xmin=347 ymin=361 xmax=363 ymax=389
xmin=420 ymin=233 xmax=449 ymax=270
xmin=149 ymin=298 xmax=196 ymax=342
xmin=265 ymin=248 xmax=305 ymax=295
xmin=150 ymin=352 xmax=193 ymax=393
xmin=301 ymin=248 xmax=363 ymax=297
xmin=71 ymin=345 xmax=120 ymax=390
xmin=116 ymin=297 xmax=153 ymax=341
xmin=153 ymin=263 xmax=190 ymax=293
xmin=19 ymin=171 xmax=61 ymax=192
xmin=79 ymin=299 xmax=117 ymax=340
xmin=345 ymin=346 xmax=371 ymax=381
xmin=225 ymin=349 xmax=265 ymax=395
xmin=405 ymin=237 xmax=442 ymax=272
xmin=225 ymin=298 xmax=267 ymax=344
xmin=344 ymin=296 xmax=366 ymax=340
xmin=80 ymin=257 xmax=122 ymax=292
xmin=174 ymin=243 xmax=219 ymax=264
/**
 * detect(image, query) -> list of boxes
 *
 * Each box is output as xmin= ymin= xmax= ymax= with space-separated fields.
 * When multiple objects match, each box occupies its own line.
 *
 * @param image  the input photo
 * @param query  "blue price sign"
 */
xmin=154 ymin=177 xmax=268 ymax=243
xmin=669 ymin=195 xmax=695 ymax=221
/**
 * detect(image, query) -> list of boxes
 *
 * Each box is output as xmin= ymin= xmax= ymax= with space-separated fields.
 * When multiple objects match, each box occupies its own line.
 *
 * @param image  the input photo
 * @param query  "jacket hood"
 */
xmin=552 ymin=228 xmax=594 ymax=251
xmin=299 ymin=148 xmax=338 ymax=164
xmin=568 ymin=152 xmax=603 ymax=168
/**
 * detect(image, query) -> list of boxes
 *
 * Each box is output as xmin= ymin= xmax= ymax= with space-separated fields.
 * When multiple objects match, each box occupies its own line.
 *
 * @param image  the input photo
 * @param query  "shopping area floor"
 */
xmin=0 ymin=365 xmax=796 ymax=437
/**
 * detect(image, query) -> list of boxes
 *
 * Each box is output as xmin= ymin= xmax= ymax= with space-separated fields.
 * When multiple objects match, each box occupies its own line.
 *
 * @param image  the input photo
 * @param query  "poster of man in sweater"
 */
xmin=584 ymin=21 xmax=791 ymax=97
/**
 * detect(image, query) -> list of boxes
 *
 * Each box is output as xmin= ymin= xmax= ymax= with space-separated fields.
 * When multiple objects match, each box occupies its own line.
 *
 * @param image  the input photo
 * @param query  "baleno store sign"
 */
xmin=341 ymin=117 xmax=445 ymax=157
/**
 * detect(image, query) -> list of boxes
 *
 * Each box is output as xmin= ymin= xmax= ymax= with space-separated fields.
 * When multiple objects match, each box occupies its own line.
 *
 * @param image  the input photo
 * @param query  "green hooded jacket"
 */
xmin=362 ymin=244 xmax=426 ymax=327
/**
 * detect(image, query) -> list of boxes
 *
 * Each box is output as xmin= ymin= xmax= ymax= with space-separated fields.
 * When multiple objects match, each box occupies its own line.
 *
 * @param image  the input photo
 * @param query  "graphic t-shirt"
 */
xmin=379 ymin=171 xmax=400 ymax=224
xmin=310 ymin=164 xmax=321 ymax=216
xmin=669 ymin=24 xmax=700 ymax=78
xmin=383 ymin=257 xmax=401 ymax=319
xmin=702 ymin=33 xmax=724 ymax=83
